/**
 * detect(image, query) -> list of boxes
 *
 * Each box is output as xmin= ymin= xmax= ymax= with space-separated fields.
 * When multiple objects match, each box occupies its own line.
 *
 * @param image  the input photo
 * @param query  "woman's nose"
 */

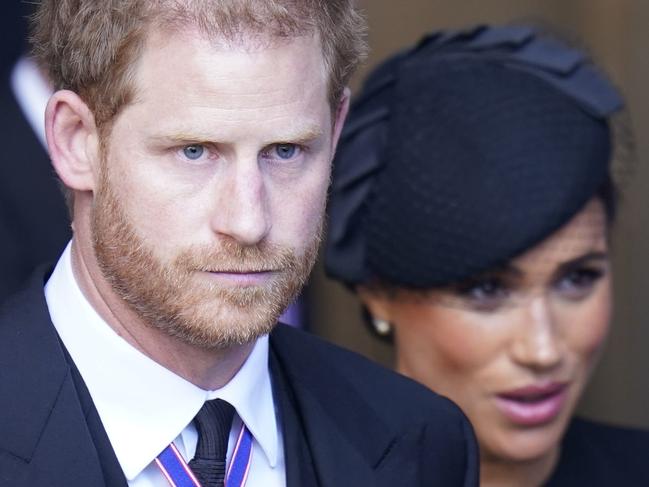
xmin=510 ymin=295 xmax=563 ymax=371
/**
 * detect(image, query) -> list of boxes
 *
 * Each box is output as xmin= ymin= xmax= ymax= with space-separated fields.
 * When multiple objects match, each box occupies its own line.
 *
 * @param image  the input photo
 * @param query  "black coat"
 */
xmin=0 ymin=68 xmax=70 ymax=304
xmin=0 ymin=272 xmax=479 ymax=486
xmin=545 ymin=417 xmax=649 ymax=486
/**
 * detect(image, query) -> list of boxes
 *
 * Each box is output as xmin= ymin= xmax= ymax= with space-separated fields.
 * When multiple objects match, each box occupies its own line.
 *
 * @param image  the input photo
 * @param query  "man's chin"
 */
xmin=152 ymin=304 xmax=283 ymax=350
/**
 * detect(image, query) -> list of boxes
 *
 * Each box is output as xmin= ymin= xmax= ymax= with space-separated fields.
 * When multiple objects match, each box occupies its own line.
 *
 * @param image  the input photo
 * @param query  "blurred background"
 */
xmin=0 ymin=1 xmax=71 ymax=302
xmin=308 ymin=0 xmax=649 ymax=429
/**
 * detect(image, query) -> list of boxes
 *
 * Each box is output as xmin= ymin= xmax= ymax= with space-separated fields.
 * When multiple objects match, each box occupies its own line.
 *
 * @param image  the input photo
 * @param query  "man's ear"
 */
xmin=331 ymin=86 xmax=351 ymax=153
xmin=45 ymin=90 xmax=101 ymax=192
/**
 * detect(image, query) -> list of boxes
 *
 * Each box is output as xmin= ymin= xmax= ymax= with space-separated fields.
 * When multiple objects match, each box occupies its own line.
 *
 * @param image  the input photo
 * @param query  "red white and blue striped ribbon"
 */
xmin=155 ymin=423 xmax=253 ymax=487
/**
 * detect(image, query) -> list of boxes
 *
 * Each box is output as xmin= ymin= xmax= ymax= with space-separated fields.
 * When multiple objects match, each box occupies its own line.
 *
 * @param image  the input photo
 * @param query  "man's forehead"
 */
xmin=115 ymin=25 xmax=332 ymax=140
xmin=135 ymin=26 xmax=326 ymax=85
xmin=132 ymin=26 xmax=327 ymax=95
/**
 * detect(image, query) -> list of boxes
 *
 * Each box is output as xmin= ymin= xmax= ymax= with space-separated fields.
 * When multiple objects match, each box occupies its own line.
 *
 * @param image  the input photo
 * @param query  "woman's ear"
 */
xmin=357 ymin=286 xmax=392 ymax=322
xmin=45 ymin=90 xmax=101 ymax=193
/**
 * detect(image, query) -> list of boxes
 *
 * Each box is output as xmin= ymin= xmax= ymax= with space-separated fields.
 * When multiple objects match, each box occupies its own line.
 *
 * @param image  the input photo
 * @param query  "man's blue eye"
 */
xmin=275 ymin=144 xmax=297 ymax=159
xmin=183 ymin=145 xmax=204 ymax=160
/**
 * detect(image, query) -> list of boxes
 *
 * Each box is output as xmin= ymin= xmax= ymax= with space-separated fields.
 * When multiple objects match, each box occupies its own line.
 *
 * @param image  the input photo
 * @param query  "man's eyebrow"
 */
xmin=146 ymin=125 xmax=325 ymax=145
xmin=284 ymin=126 xmax=324 ymax=144
xmin=147 ymin=133 xmax=210 ymax=144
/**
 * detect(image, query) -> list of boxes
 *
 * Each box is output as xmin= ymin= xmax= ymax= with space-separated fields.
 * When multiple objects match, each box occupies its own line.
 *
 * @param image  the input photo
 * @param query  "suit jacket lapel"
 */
xmin=284 ymin=386 xmax=377 ymax=486
xmin=0 ymin=273 xmax=108 ymax=486
xmin=65 ymin=348 xmax=130 ymax=487
xmin=270 ymin=348 xmax=319 ymax=487
xmin=269 ymin=325 xmax=398 ymax=487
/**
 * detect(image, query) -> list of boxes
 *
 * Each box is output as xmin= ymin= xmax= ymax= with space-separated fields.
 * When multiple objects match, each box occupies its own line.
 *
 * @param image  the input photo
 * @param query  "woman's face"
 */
xmin=362 ymin=199 xmax=611 ymax=464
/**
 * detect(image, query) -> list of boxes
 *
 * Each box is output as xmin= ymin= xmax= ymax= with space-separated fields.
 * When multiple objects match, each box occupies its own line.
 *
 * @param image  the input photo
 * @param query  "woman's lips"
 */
xmin=494 ymin=382 xmax=568 ymax=426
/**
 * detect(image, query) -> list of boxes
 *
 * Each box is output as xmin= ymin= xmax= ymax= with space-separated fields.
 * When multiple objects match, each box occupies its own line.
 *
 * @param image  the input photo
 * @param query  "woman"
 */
xmin=325 ymin=25 xmax=649 ymax=486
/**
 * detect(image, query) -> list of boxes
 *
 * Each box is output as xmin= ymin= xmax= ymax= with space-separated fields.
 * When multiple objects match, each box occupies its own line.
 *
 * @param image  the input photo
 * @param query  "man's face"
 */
xmin=91 ymin=29 xmax=338 ymax=349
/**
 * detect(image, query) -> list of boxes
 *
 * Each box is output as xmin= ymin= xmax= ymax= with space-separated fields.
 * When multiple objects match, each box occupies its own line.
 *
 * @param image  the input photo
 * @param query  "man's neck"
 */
xmin=69 ymin=237 xmax=253 ymax=390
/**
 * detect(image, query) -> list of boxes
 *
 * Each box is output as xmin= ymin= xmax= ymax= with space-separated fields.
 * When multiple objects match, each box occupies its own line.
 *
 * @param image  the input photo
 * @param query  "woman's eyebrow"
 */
xmin=556 ymin=251 xmax=609 ymax=274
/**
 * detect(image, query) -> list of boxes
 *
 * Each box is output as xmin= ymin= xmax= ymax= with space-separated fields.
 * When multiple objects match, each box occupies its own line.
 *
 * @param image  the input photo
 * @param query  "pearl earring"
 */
xmin=372 ymin=318 xmax=392 ymax=336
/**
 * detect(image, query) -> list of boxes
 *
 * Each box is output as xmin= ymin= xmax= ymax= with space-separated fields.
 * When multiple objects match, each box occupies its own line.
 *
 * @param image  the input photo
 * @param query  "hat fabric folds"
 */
xmin=325 ymin=25 xmax=623 ymax=288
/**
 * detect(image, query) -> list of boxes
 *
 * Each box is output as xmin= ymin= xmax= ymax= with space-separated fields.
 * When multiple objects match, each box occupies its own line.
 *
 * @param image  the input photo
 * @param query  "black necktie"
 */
xmin=188 ymin=399 xmax=235 ymax=487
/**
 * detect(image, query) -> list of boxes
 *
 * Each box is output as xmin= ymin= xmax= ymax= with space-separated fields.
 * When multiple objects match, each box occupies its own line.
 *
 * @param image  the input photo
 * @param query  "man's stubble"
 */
xmin=91 ymin=159 xmax=322 ymax=350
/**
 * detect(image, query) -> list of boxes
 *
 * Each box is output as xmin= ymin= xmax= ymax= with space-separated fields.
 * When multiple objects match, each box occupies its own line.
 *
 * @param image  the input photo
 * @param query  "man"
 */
xmin=0 ymin=1 xmax=478 ymax=486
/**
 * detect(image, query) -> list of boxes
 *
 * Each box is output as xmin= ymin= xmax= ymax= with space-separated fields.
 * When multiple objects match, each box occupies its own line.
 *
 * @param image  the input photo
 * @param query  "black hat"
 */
xmin=325 ymin=25 xmax=623 ymax=289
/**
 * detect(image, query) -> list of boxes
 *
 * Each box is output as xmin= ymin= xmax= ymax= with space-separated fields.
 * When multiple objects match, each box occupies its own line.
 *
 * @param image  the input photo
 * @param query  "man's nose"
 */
xmin=510 ymin=295 xmax=563 ymax=372
xmin=210 ymin=159 xmax=271 ymax=246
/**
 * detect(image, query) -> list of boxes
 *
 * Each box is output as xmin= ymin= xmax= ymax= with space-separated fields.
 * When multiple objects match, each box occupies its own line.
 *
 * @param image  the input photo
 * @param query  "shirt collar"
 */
xmin=45 ymin=241 xmax=279 ymax=480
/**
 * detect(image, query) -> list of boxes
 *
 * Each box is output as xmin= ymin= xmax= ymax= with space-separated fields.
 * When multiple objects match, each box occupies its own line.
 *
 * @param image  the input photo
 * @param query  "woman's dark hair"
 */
xmin=598 ymin=177 xmax=617 ymax=225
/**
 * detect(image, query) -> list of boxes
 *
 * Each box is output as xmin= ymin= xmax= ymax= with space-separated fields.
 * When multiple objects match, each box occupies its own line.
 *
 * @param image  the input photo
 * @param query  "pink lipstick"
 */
xmin=494 ymin=382 xmax=568 ymax=426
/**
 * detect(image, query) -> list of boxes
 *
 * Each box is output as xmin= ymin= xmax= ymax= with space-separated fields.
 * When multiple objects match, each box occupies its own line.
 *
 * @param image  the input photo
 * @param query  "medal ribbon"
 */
xmin=155 ymin=423 xmax=253 ymax=487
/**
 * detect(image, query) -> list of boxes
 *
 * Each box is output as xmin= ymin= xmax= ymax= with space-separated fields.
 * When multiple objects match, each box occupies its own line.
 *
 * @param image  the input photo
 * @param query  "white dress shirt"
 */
xmin=45 ymin=242 xmax=285 ymax=486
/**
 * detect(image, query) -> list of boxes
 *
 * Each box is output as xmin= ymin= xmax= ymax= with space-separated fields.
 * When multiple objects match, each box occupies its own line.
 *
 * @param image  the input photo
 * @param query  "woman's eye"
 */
xmin=182 ymin=144 xmax=205 ymax=161
xmin=454 ymin=277 xmax=509 ymax=311
xmin=555 ymin=267 xmax=604 ymax=300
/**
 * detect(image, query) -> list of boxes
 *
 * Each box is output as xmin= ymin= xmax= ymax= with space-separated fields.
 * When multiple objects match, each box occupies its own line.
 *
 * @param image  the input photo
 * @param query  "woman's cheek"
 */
xmin=395 ymin=305 xmax=507 ymax=380
xmin=563 ymin=282 xmax=612 ymax=366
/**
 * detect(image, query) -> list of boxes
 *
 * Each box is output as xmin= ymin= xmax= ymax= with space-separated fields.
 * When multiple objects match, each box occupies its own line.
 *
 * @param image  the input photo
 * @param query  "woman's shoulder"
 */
xmin=546 ymin=416 xmax=649 ymax=486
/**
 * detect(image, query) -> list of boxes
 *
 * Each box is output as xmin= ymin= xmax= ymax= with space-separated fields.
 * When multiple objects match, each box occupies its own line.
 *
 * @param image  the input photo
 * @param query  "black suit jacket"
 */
xmin=0 ymin=66 xmax=70 ymax=303
xmin=0 ymin=273 xmax=479 ymax=486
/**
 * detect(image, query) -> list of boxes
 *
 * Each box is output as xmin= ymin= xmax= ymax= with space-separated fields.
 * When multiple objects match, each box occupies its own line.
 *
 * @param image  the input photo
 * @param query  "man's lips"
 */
xmin=201 ymin=269 xmax=278 ymax=286
xmin=494 ymin=382 xmax=569 ymax=426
